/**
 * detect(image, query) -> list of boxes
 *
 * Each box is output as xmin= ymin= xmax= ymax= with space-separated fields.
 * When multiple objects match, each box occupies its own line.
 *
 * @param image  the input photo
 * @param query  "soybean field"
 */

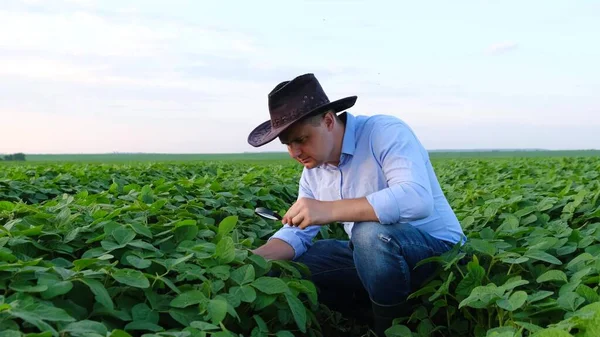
xmin=1 ymin=154 xmax=599 ymax=337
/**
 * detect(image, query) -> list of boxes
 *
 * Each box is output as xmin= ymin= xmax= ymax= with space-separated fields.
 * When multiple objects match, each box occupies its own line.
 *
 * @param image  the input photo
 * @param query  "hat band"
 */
xmin=271 ymin=98 xmax=328 ymax=128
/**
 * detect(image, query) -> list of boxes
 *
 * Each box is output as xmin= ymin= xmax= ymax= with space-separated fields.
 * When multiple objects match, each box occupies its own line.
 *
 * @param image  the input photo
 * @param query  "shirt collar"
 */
xmin=316 ymin=112 xmax=356 ymax=170
xmin=340 ymin=112 xmax=356 ymax=156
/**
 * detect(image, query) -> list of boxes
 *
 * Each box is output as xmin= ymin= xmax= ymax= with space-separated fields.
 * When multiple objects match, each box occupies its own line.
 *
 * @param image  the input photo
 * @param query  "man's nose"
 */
xmin=289 ymin=144 xmax=301 ymax=157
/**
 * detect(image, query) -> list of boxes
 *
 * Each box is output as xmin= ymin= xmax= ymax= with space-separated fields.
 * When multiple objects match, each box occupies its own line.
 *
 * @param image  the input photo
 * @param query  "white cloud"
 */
xmin=0 ymin=57 xmax=271 ymax=99
xmin=0 ymin=9 xmax=258 ymax=58
xmin=0 ymin=58 xmax=106 ymax=79
xmin=0 ymin=10 xmax=166 ymax=57
xmin=486 ymin=42 xmax=519 ymax=55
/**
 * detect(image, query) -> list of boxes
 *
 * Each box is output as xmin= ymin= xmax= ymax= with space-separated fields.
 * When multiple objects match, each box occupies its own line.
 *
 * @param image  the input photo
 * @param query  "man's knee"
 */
xmin=352 ymin=222 xmax=432 ymax=247
xmin=350 ymin=221 xmax=382 ymax=249
xmin=351 ymin=221 xmax=418 ymax=251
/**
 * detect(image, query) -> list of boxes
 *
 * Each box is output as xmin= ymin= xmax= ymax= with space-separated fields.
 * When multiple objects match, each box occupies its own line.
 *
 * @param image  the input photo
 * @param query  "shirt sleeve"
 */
xmin=267 ymin=168 xmax=320 ymax=260
xmin=365 ymin=121 xmax=434 ymax=224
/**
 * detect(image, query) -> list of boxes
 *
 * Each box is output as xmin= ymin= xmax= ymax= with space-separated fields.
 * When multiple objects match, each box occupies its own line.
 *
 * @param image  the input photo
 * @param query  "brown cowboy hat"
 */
xmin=247 ymin=73 xmax=357 ymax=147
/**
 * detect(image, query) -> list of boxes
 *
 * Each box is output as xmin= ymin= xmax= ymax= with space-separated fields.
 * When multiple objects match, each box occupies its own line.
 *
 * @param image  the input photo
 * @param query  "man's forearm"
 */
xmin=251 ymin=238 xmax=295 ymax=261
xmin=330 ymin=197 xmax=379 ymax=223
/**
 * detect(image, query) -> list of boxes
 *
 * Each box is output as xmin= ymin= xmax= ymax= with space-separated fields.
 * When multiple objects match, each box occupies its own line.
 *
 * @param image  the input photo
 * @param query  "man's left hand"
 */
xmin=282 ymin=198 xmax=332 ymax=230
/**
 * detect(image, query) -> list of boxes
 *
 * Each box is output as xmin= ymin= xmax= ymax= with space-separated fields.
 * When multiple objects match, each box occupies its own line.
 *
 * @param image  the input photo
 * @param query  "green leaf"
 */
xmin=514 ymin=321 xmax=543 ymax=334
xmin=0 ymin=247 xmax=16 ymax=262
xmin=9 ymin=296 xmax=76 ymax=335
xmin=112 ymin=268 xmax=150 ymax=288
xmin=253 ymin=314 xmax=268 ymax=332
xmin=284 ymin=292 xmax=307 ymax=333
xmin=9 ymin=283 xmax=48 ymax=292
xmin=131 ymin=303 xmax=159 ymax=324
xmin=81 ymin=278 xmax=114 ymax=310
xmin=109 ymin=329 xmax=133 ymax=337
xmin=124 ymin=321 xmax=164 ymax=332
xmin=0 ymin=200 xmax=15 ymax=211
xmin=231 ymin=285 xmax=257 ymax=303
xmin=127 ymin=240 xmax=159 ymax=252
xmin=459 ymin=284 xmax=504 ymax=309
xmin=537 ymin=270 xmax=568 ymax=283
xmin=174 ymin=222 xmax=198 ymax=242
xmin=190 ymin=321 xmax=220 ymax=330
xmin=251 ymin=277 xmax=289 ymax=294
xmin=252 ymin=293 xmax=278 ymax=311
xmin=210 ymin=265 xmax=231 ymax=280
xmin=3 ymin=331 xmax=22 ymax=337
xmin=566 ymin=252 xmax=594 ymax=270
xmin=248 ymin=254 xmax=268 ymax=270
xmin=275 ymin=331 xmax=295 ymax=337
xmin=207 ymin=297 xmax=228 ymax=324
xmin=576 ymin=284 xmax=600 ymax=304
xmin=496 ymin=291 xmax=528 ymax=312
xmin=230 ymin=264 xmax=255 ymax=285
xmin=528 ymin=290 xmax=554 ymax=303
xmin=126 ymin=255 xmax=152 ymax=269
xmin=60 ymin=320 xmax=108 ymax=336
xmin=456 ymin=261 xmax=485 ymax=296
xmin=287 ymin=280 xmax=318 ymax=305
xmin=525 ymin=250 xmax=563 ymax=265
xmin=499 ymin=276 xmax=529 ymax=292
xmin=469 ymin=238 xmax=497 ymax=256
xmin=215 ymin=236 xmax=235 ymax=264
xmin=140 ymin=185 xmax=154 ymax=204
xmin=40 ymin=280 xmax=73 ymax=299
xmin=530 ymin=328 xmax=574 ymax=337
xmin=557 ymin=292 xmax=585 ymax=312
xmin=112 ymin=227 xmax=136 ymax=246
xmin=384 ymin=324 xmax=413 ymax=337
xmin=170 ymin=290 xmax=207 ymax=308
xmin=216 ymin=215 xmax=238 ymax=242
xmin=130 ymin=222 xmax=153 ymax=239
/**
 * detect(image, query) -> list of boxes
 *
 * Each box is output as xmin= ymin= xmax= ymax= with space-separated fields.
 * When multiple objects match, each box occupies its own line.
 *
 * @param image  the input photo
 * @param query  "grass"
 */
xmin=1 ymin=150 xmax=599 ymax=165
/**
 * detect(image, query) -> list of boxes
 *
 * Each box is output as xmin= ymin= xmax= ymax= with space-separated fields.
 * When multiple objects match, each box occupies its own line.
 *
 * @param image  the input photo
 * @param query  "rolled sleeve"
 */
xmin=366 ymin=182 xmax=433 ymax=224
xmin=267 ymin=168 xmax=320 ymax=260
xmin=365 ymin=121 xmax=434 ymax=224
xmin=268 ymin=225 xmax=321 ymax=260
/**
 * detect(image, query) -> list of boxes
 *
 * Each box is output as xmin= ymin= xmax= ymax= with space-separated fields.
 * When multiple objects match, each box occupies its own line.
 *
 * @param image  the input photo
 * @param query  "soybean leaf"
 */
xmin=112 ymin=269 xmax=150 ymax=289
xmin=251 ymin=277 xmax=288 ymax=294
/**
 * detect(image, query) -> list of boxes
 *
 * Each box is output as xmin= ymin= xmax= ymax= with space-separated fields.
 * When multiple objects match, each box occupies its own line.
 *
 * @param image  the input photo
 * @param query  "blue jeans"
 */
xmin=295 ymin=221 xmax=453 ymax=319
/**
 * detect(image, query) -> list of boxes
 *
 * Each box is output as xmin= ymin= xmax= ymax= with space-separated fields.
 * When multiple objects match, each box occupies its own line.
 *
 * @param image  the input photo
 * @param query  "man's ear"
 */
xmin=324 ymin=111 xmax=336 ymax=130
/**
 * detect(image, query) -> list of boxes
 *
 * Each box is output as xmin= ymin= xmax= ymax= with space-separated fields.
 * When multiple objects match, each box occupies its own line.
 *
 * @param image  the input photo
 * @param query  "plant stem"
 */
xmin=498 ymin=308 xmax=504 ymax=326
xmin=445 ymin=295 xmax=451 ymax=332
xmin=486 ymin=257 xmax=496 ymax=281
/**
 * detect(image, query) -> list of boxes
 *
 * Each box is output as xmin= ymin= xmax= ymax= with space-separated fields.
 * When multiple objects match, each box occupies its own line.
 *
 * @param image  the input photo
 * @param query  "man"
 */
xmin=247 ymin=73 xmax=466 ymax=336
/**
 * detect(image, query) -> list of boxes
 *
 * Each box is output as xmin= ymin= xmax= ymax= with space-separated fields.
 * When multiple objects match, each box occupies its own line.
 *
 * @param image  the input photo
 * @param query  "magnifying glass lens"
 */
xmin=257 ymin=212 xmax=279 ymax=220
xmin=255 ymin=207 xmax=282 ymax=220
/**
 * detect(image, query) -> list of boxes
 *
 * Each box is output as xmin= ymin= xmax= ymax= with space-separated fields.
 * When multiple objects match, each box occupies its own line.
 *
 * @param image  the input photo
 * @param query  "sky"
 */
xmin=0 ymin=0 xmax=598 ymax=154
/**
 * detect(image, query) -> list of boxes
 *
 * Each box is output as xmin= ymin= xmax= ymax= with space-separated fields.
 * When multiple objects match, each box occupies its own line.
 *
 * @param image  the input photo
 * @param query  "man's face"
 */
xmin=279 ymin=116 xmax=332 ymax=169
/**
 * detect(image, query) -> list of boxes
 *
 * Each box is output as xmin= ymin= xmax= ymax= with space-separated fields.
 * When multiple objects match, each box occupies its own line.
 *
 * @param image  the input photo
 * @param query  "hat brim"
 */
xmin=247 ymin=96 xmax=357 ymax=147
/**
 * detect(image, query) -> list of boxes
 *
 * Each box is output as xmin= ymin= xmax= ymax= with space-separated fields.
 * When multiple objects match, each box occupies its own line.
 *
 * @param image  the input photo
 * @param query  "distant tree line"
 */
xmin=0 ymin=153 xmax=26 ymax=161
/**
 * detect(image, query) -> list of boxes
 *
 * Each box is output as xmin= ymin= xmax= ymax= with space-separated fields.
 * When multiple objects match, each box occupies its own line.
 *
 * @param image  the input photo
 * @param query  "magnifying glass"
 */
xmin=255 ymin=207 xmax=282 ymax=221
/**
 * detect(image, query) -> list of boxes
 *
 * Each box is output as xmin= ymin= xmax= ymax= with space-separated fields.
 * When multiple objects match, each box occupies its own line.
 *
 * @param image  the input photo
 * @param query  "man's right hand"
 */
xmin=251 ymin=238 xmax=295 ymax=261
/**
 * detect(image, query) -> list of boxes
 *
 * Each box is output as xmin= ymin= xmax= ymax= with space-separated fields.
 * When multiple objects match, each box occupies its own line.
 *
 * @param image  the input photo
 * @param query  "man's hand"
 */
xmin=282 ymin=197 xmax=380 ymax=230
xmin=282 ymin=198 xmax=332 ymax=230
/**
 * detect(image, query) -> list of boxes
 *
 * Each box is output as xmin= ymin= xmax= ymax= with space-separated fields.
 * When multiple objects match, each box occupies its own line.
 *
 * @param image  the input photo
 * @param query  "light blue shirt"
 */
xmin=269 ymin=112 xmax=467 ymax=260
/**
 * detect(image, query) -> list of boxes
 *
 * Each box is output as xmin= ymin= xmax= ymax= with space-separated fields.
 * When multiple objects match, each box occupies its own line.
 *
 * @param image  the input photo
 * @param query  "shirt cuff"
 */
xmin=268 ymin=225 xmax=320 ymax=260
xmin=366 ymin=182 xmax=433 ymax=224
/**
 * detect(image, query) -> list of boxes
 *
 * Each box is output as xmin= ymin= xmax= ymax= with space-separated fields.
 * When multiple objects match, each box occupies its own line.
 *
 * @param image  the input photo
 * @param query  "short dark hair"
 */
xmin=300 ymin=109 xmax=340 ymax=127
